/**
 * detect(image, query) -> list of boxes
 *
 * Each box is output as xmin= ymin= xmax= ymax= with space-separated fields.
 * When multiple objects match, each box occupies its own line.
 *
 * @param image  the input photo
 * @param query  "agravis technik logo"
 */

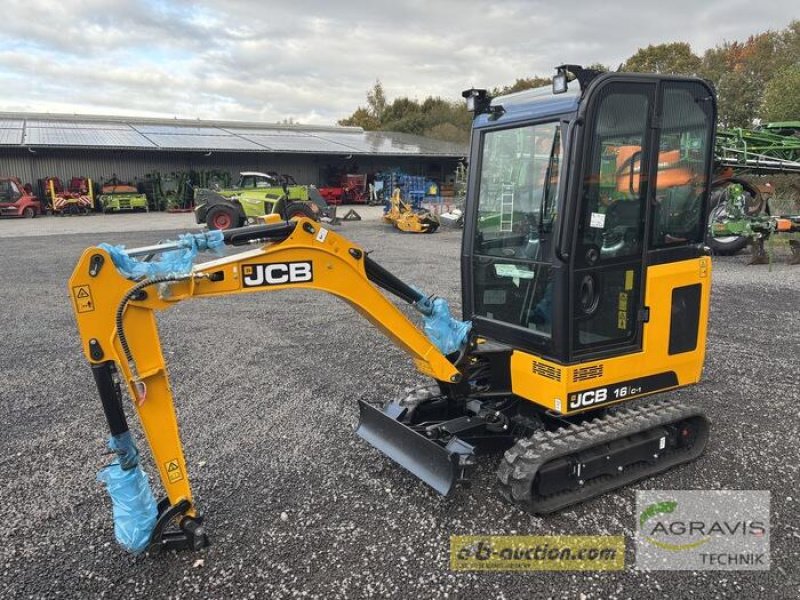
xmin=635 ymin=491 xmax=770 ymax=571
xmin=639 ymin=500 xmax=710 ymax=551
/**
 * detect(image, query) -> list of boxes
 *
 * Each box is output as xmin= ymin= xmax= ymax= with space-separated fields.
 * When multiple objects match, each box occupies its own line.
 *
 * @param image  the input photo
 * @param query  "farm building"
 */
xmin=0 ymin=112 xmax=467 ymax=199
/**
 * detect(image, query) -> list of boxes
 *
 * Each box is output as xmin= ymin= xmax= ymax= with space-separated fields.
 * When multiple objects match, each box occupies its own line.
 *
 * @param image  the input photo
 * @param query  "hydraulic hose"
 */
xmin=114 ymin=274 xmax=192 ymax=401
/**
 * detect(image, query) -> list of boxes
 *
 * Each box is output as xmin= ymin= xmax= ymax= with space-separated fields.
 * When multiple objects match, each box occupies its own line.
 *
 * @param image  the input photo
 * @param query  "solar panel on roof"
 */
xmin=133 ymin=125 xmax=229 ymax=135
xmin=24 ymin=128 xmax=155 ymax=147
xmin=237 ymin=134 xmax=357 ymax=153
xmin=2 ymin=115 xmax=467 ymax=155
xmin=223 ymin=128 xmax=313 ymax=137
xmin=369 ymin=131 xmax=466 ymax=155
xmin=144 ymin=133 xmax=263 ymax=151
xmin=26 ymin=120 xmax=131 ymax=130
xmin=313 ymin=132 xmax=415 ymax=154
xmin=0 ymin=129 xmax=23 ymax=145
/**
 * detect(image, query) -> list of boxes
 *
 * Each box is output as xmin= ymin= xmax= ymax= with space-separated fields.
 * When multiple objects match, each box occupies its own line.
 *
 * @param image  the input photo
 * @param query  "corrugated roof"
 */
xmin=0 ymin=112 xmax=467 ymax=157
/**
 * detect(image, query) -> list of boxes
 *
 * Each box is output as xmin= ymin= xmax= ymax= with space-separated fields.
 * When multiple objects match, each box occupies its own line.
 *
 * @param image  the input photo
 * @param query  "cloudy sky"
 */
xmin=0 ymin=0 xmax=793 ymax=125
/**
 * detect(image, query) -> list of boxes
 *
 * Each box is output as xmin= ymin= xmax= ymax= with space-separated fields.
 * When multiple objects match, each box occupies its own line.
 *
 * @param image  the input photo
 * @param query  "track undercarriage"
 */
xmin=357 ymin=374 xmax=710 ymax=513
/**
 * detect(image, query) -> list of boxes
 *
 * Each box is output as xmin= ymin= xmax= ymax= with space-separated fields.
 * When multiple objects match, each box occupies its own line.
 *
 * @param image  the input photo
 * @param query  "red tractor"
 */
xmin=44 ymin=176 xmax=95 ymax=215
xmin=0 ymin=177 xmax=41 ymax=218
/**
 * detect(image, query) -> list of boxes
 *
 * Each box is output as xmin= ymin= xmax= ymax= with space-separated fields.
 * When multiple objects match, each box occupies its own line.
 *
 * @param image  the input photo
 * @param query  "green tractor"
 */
xmin=194 ymin=171 xmax=336 ymax=230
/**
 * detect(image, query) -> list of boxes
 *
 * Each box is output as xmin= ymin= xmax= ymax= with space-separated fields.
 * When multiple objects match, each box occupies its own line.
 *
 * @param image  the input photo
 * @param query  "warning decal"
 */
xmin=72 ymin=285 xmax=95 ymax=313
xmin=164 ymin=459 xmax=184 ymax=483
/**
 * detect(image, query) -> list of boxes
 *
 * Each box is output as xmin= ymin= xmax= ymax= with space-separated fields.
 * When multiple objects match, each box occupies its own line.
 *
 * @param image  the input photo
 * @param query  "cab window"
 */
xmin=573 ymin=84 xmax=653 ymax=352
xmin=650 ymin=82 xmax=714 ymax=247
xmin=472 ymin=122 xmax=562 ymax=337
xmin=576 ymin=90 xmax=651 ymax=264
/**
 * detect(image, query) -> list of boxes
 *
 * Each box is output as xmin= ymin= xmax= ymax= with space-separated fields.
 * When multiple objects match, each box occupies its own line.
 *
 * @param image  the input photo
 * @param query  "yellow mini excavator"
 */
xmin=71 ymin=66 xmax=716 ymax=553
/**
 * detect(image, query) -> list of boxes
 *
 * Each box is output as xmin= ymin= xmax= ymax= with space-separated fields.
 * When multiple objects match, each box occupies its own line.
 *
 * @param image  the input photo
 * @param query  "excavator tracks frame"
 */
xmin=497 ymin=398 xmax=710 ymax=513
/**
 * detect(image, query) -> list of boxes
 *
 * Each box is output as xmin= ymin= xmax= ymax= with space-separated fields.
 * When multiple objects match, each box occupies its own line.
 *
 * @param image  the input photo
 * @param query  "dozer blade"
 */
xmin=497 ymin=398 xmax=711 ymax=514
xmin=355 ymin=400 xmax=472 ymax=495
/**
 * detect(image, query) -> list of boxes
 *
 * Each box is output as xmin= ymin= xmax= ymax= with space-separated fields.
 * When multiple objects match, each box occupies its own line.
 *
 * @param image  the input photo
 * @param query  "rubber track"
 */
xmin=496 ymin=398 xmax=710 ymax=514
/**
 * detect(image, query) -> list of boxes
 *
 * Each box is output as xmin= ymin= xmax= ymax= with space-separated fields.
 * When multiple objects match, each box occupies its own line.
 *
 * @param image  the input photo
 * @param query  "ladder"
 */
xmin=500 ymin=184 xmax=514 ymax=232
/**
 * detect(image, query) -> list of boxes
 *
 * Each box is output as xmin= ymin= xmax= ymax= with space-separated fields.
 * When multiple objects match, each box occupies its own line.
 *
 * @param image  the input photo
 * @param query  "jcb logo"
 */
xmin=242 ymin=262 xmax=313 ymax=287
xmin=568 ymin=388 xmax=608 ymax=410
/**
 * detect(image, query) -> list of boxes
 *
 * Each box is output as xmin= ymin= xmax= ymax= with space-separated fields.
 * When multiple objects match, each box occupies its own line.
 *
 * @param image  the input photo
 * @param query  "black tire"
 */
xmin=706 ymin=178 xmax=761 ymax=256
xmin=22 ymin=206 xmax=36 ymax=218
xmin=284 ymin=201 xmax=319 ymax=221
xmin=206 ymin=205 xmax=240 ymax=230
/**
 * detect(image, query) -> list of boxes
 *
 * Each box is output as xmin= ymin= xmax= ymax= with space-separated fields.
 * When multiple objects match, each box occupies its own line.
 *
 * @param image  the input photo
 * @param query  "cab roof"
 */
xmin=473 ymin=83 xmax=581 ymax=129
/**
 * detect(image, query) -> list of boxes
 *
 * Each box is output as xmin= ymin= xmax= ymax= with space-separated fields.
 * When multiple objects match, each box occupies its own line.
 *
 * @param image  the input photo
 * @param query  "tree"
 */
xmin=366 ymin=80 xmax=387 ymax=121
xmin=701 ymin=30 xmax=787 ymax=127
xmin=762 ymin=65 xmax=800 ymax=122
xmin=338 ymin=80 xmax=387 ymax=130
xmin=585 ymin=62 xmax=611 ymax=73
xmin=339 ymin=83 xmax=472 ymax=142
xmin=624 ymin=42 xmax=702 ymax=75
xmin=338 ymin=106 xmax=380 ymax=130
xmin=491 ymin=76 xmax=551 ymax=96
xmin=424 ymin=122 xmax=469 ymax=144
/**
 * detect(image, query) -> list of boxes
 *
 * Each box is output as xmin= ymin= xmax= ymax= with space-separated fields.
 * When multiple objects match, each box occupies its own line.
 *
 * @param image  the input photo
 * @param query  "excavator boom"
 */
xmin=70 ymin=218 xmax=466 ymax=552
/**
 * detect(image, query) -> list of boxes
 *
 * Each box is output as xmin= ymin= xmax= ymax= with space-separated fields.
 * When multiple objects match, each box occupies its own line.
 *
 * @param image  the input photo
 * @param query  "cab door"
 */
xmin=569 ymin=80 xmax=656 ymax=359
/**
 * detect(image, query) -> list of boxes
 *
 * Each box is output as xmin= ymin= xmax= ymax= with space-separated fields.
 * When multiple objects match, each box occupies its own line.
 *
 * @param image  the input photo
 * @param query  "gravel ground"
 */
xmin=0 ymin=213 xmax=797 ymax=599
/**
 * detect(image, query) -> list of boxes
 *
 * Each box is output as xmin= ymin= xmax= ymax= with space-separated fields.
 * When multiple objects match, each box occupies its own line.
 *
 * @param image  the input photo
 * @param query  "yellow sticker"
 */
xmin=617 ymin=292 xmax=628 ymax=329
xmin=72 ymin=285 xmax=95 ymax=313
xmin=699 ymin=258 xmax=708 ymax=278
xmin=243 ymin=265 xmax=253 ymax=275
xmin=164 ymin=459 xmax=184 ymax=483
xmin=451 ymin=535 xmax=625 ymax=571
xmin=624 ymin=269 xmax=634 ymax=291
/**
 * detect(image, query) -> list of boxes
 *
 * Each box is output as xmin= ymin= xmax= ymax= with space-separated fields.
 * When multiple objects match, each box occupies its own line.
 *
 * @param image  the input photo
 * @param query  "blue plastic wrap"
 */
xmin=416 ymin=297 xmax=472 ymax=356
xmin=100 ymin=230 xmax=225 ymax=279
xmin=108 ymin=430 xmax=139 ymax=470
xmin=97 ymin=434 xmax=157 ymax=554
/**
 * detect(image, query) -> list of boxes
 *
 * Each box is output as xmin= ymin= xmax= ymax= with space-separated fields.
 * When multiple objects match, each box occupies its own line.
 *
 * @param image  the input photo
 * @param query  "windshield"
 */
xmin=471 ymin=121 xmax=563 ymax=339
xmin=0 ymin=179 xmax=20 ymax=201
xmin=475 ymin=121 xmax=562 ymax=260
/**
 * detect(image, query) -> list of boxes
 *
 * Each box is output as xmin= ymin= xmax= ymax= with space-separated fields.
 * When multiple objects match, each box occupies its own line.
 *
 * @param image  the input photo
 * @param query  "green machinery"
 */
xmin=98 ymin=178 xmax=149 ymax=213
xmin=716 ymin=124 xmax=800 ymax=172
xmin=194 ymin=171 xmax=336 ymax=230
xmin=707 ymin=123 xmax=800 ymax=259
xmin=142 ymin=171 xmax=231 ymax=211
xmin=709 ymin=183 xmax=800 ymax=264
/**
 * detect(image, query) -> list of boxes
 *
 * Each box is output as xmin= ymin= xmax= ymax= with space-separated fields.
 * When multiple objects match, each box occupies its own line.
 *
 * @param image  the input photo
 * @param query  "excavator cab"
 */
xmin=463 ymin=69 xmax=715 ymax=387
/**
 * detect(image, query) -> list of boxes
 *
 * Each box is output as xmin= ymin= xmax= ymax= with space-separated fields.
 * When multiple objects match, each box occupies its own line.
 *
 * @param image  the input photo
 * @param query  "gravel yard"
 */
xmin=0 ymin=212 xmax=797 ymax=599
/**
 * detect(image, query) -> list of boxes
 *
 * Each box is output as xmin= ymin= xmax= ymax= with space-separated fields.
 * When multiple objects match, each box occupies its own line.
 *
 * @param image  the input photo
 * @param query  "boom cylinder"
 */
xmin=92 ymin=362 xmax=129 ymax=437
xmin=364 ymin=256 xmax=425 ymax=305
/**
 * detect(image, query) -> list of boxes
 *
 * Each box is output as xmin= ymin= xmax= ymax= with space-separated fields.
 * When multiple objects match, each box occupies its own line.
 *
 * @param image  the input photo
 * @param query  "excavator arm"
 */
xmin=69 ymin=218 xmax=465 ymax=553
